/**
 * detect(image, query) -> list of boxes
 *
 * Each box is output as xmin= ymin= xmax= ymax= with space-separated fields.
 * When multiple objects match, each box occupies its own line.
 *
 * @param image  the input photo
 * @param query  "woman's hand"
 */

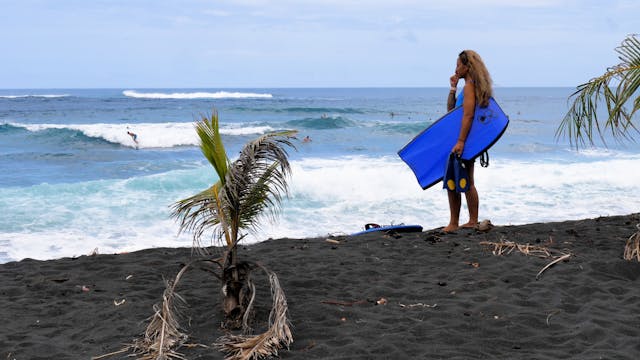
xmin=450 ymin=74 xmax=459 ymax=88
xmin=452 ymin=139 xmax=465 ymax=156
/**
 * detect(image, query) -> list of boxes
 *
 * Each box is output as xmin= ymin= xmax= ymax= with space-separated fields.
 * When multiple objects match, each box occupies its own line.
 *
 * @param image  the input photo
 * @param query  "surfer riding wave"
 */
xmin=126 ymin=127 xmax=139 ymax=149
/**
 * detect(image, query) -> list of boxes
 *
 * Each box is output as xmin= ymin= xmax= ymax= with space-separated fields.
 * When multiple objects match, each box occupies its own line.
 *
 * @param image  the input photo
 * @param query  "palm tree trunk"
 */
xmin=220 ymin=214 xmax=249 ymax=328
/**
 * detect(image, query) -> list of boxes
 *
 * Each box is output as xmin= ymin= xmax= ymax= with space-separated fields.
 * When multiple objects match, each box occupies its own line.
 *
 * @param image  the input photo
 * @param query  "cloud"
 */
xmin=1 ymin=0 xmax=637 ymax=87
xmin=203 ymin=9 xmax=232 ymax=17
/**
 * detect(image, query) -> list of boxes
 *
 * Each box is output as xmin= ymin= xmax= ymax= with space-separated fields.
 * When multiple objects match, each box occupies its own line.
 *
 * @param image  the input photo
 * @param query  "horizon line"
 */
xmin=0 ymin=85 xmax=578 ymax=90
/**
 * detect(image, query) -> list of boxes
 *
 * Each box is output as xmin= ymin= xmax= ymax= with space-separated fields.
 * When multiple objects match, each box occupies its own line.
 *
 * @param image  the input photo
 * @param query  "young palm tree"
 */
xmin=557 ymin=34 xmax=640 ymax=262
xmin=116 ymin=110 xmax=296 ymax=360
xmin=171 ymin=110 xmax=297 ymax=329
xmin=557 ymin=34 xmax=640 ymax=148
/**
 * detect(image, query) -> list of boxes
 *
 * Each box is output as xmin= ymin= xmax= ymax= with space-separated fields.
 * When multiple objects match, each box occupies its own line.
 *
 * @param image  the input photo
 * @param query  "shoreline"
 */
xmin=2 ymin=213 xmax=640 ymax=359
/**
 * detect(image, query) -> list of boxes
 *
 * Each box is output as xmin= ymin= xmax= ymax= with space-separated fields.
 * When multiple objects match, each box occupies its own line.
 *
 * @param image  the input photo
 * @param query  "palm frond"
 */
xmin=196 ymin=110 xmax=229 ymax=184
xmin=127 ymin=263 xmax=193 ymax=360
xmin=238 ymin=163 xmax=288 ymax=231
xmin=557 ymin=34 xmax=640 ymax=148
xmin=171 ymin=183 xmax=228 ymax=252
xmin=172 ymin=115 xmax=297 ymax=251
xmin=219 ymin=130 xmax=297 ymax=246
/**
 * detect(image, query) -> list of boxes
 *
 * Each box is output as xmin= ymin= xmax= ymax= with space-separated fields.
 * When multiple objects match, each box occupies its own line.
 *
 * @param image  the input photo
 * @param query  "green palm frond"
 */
xmin=195 ymin=110 xmax=229 ymax=183
xmin=221 ymin=130 xmax=297 ymax=246
xmin=171 ymin=184 xmax=227 ymax=251
xmin=557 ymin=34 xmax=640 ymax=148
xmin=236 ymin=162 xmax=287 ymax=235
xmin=172 ymin=109 xmax=297 ymax=250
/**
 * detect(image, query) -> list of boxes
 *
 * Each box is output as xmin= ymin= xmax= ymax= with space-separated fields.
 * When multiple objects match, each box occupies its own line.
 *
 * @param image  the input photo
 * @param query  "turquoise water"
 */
xmin=1 ymin=87 xmax=638 ymax=262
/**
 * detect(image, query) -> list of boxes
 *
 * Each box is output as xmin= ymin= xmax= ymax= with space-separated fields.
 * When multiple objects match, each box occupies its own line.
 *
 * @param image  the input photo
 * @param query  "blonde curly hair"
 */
xmin=459 ymin=50 xmax=493 ymax=107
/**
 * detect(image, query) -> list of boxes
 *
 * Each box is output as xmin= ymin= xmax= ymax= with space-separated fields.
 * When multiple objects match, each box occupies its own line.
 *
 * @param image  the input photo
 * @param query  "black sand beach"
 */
xmin=2 ymin=214 xmax=640 ymax=359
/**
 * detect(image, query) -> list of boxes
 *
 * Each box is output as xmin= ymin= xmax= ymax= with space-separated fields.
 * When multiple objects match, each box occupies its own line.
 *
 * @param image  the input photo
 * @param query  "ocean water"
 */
xmin=1 ymin=87 xmax=638 ymax=263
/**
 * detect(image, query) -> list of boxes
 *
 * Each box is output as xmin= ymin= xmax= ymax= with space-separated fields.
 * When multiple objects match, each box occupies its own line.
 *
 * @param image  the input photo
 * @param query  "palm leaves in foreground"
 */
xmin=557 ymin=34 xmax=640 ymax=148
xmin=172 ymin=110 xmax=296 ymax=252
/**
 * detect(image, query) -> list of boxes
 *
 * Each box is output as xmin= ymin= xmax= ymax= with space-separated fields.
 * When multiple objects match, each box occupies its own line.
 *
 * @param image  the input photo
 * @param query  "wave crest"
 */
xmin=6 ymin=122 xmax=275 ymax=149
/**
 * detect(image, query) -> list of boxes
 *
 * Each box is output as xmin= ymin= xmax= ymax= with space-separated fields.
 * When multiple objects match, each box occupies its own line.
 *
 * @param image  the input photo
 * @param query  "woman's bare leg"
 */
xmin=444 ymin=190 xmax=461 ymax=232
xmin=461 ymin=162 xmax=478 ymax=228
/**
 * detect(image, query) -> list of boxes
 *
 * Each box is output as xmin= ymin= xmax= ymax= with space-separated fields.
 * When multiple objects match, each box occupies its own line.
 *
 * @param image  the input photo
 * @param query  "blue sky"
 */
xmin=1 ymin=0 xmax=637 ymax=88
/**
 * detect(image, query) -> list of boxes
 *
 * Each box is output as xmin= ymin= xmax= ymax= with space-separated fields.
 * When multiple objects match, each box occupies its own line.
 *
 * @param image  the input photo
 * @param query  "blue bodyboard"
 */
xmin=398 ymin=97 xmax=509 ymax=189
xmin=351 ymin=224 xmax=423 ymax=236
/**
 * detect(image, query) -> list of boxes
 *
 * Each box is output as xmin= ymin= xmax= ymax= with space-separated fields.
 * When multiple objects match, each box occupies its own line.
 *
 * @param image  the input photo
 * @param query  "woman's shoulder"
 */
xmin=463 ymin=81 xmax=475 ymax=93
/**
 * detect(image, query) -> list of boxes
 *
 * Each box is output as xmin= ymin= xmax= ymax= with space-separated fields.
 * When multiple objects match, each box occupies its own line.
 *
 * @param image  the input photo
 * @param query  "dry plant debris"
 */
xmin=215 ymin=269 xmax=293 ymax=360
xmin=399 ymin=303 xmax=438 ymax=309
xmin=479 ymin=239 xmax=572 ymax=279
xmin=480 ymin=239 xmax=556 ymax=258
xmin=94 ymin=264 xmax=194 ymax=360
xmin=623 ymin=224 xmax=640 ymax=261
xmin=126 ymin=265 xmax=192 ymax=360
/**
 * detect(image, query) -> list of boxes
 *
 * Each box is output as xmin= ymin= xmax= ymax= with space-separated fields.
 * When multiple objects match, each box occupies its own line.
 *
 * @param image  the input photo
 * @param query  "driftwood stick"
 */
xmin=536 ymin=253 xmax=571 ymax=280
xmin=546 ymin=309 xmax=561 ymax=326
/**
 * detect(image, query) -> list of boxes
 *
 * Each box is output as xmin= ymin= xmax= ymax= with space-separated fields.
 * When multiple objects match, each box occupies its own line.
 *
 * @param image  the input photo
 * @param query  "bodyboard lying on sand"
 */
xmin=398 ymin=97 xmax=509 ymax=190
xmin=351 ymin=224 xmax=423 ymax=236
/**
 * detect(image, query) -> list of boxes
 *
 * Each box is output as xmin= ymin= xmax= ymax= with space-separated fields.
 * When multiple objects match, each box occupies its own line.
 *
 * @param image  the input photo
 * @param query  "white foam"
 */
xmin=122 ymin=90 xmax=273 ymax=99
xmin=0 ymin=171 xmax=202 ymax=262
xmin=2 ymin=223 xmax=193 ymax=263
xmin=253 ymin=155 xmax=640 ymax=239
xmin=2 ymin=154 xmax=639 ymax=263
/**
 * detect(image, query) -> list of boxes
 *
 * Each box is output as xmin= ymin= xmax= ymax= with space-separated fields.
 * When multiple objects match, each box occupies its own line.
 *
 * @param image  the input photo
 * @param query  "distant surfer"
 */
xmin=126 ymin=128 xmax=139 ymax=148
xmin=443 ymin=50 xmax=493 ymax=233
xmin=303 ymin=135 xmax=312 ymax=143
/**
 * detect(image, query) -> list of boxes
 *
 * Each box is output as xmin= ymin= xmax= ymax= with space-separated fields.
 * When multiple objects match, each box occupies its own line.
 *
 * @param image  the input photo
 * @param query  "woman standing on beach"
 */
xmin=444 ymin=50 xmax=493 ymax=233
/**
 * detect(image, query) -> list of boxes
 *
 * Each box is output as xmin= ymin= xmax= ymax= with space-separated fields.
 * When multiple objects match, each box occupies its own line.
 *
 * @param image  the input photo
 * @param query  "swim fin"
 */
xmin=443 ymin=153 xmax=469 ymax=193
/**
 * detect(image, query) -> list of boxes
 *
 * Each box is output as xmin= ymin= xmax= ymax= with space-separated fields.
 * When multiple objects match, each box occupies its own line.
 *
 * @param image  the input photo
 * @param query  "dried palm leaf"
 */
xmin=623 ymin=224 xmax=640 ymax=261
xmin=93 ymin=263 xmax=198 ymax=360
xmin=215 ymin=266 xmax=293 ymax=360
xmin=241 ymin=278 xmax=257 ymax=334
xmin=127 ymin=263 xmax=193 ymax=360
